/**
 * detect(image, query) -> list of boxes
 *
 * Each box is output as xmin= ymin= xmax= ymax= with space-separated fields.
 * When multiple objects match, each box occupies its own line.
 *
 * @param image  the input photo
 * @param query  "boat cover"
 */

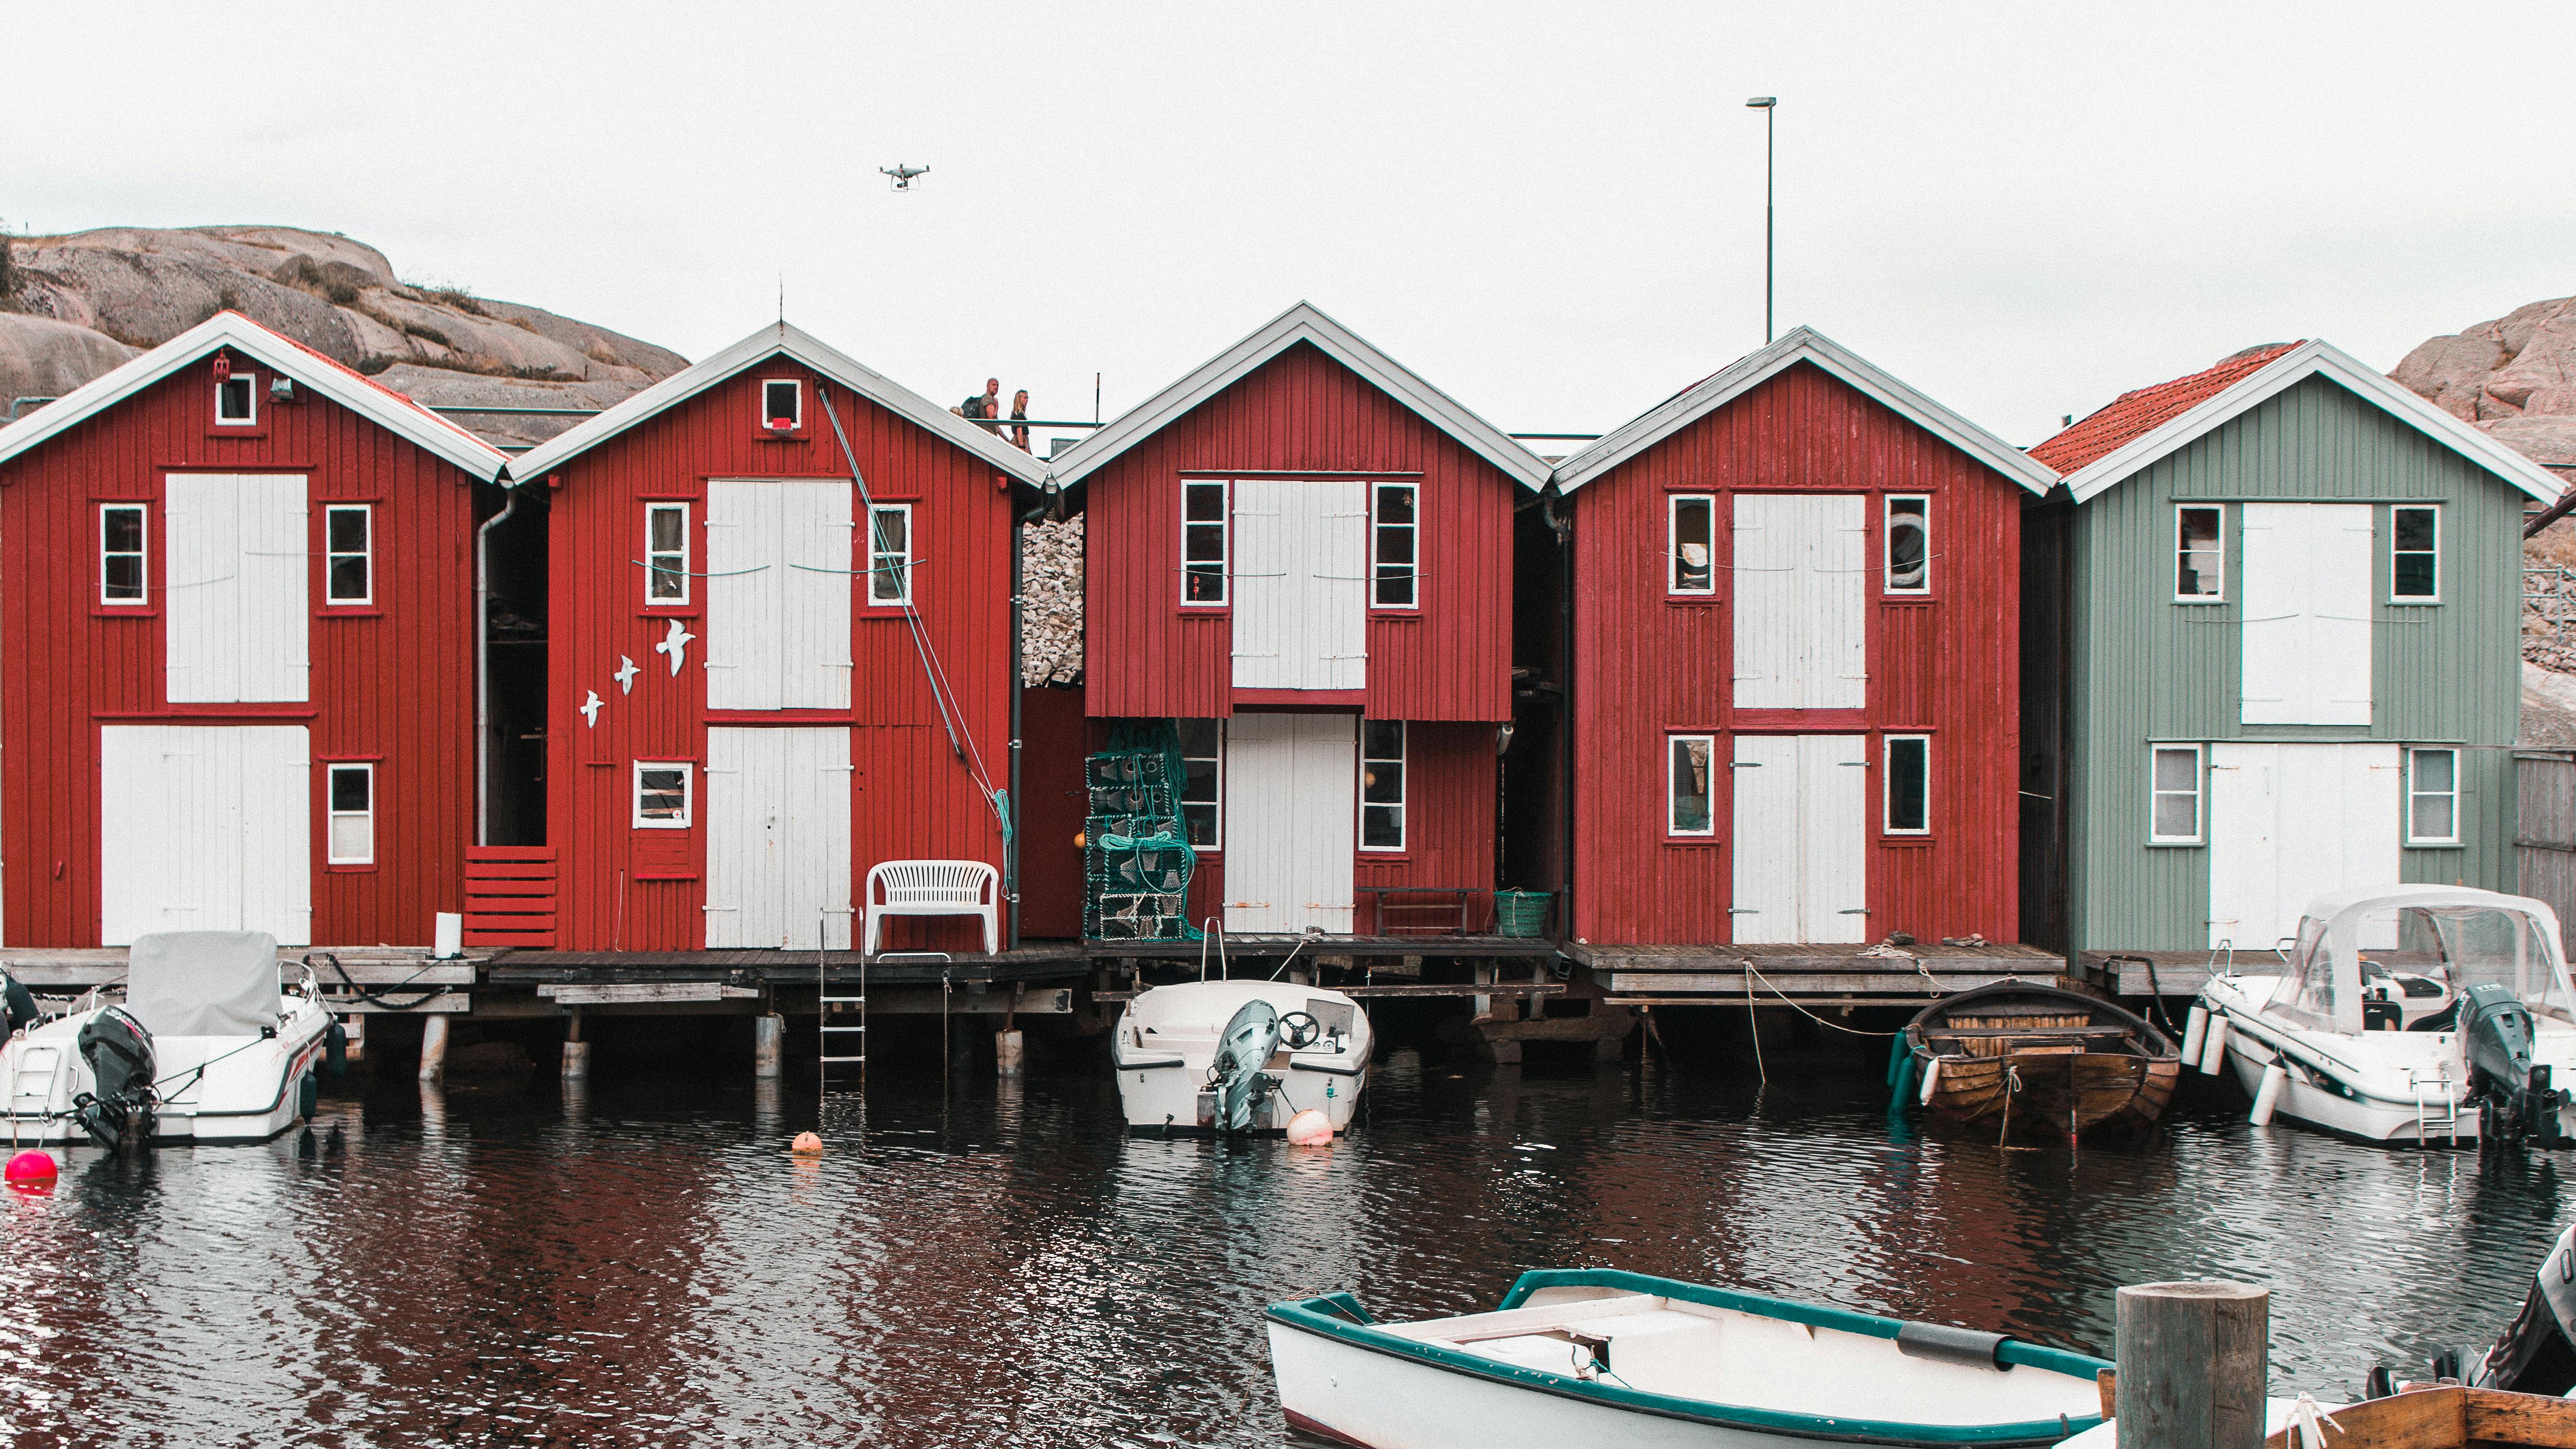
xmin=126 ymin=932 xmax=280 ymax=1037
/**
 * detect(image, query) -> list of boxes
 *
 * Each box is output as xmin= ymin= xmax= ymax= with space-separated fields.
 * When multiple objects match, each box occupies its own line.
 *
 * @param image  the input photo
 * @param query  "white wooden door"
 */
xmin=165 ymin=474 xmax=309 ymax=703
xmin=2207 ymin=742 xmax=2401 ymax=950
xmin=1732 ymin=494 xmax=1866 ymax=711
xmin=705 ymin=479 xmax=853 ymax=711
xmin=1222 ymin=712 xmax=1357 ymax=933
xmin=100 ymin=724 xmax=311 ymax=945
xmin=1730 ymin=734 xmax=1869 ymax=943
xmin=2241 ymin=503 xmax=2373 ymax=725
xmin=1231 ymin=479 xmax=1367 ymax=692
xmin=705 ymin=728 xmax=853 ymax=948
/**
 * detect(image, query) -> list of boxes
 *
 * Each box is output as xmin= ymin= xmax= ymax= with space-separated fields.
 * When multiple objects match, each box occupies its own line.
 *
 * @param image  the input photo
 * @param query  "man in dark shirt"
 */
xmin=962 ymin=377 xmax=1001 ymax=424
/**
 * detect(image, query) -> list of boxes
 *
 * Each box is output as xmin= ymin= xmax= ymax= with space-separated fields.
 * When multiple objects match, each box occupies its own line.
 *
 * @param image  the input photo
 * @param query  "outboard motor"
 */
xmin=71 ymin=1006 xmax=156 ymax=1151
xmin=2450 ymin=1223 xmax=2576 ymax=1395
xmin=2463 ymin=984 xmax=2570 ymax=1148
xmin=1207 ymin=998 xmax=1284 ymax=1134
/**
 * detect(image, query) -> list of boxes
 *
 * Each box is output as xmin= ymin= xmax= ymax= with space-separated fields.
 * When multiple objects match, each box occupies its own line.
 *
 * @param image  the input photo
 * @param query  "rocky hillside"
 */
xmin=2394 ymin=296 xmax=2576 ymax=474
xmin=0 ymin=226 xmax=684 ymax=447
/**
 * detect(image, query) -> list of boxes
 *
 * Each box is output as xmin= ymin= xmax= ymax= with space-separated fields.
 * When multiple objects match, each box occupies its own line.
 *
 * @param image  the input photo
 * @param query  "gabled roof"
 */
xmin=2039 ymin=339 xmax=2566 ymax=505
xmin=1549 ymin=326 xmax=2061 ymax=497
xmin=1046 ymin=302 xmax=1551 ymax=491
xmin=507 ymin=320 xmax=1052 ymax=487
xmin=0 ymin=310 xmax=507 ymax=479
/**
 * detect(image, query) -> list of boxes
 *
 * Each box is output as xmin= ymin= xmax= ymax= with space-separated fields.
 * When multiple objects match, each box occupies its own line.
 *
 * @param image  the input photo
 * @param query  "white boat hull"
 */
xmin=0 ymin=999 xmax=334 ymax=1146
xmin=1112 ymin=980 xmax=1372 ymax=1134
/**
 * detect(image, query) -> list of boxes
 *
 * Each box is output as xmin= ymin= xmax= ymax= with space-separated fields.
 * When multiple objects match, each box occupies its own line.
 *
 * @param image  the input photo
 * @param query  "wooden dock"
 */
xmin=1568 ymin=940 xmax=2066 ymax=1004
xmin=1094 ymin=933 xmax=1560 ymax=961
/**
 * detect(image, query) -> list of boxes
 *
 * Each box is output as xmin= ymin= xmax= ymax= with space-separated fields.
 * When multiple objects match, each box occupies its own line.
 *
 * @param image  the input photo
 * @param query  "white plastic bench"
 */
xmin=863 ymin=859 xmax=1000 ymax=957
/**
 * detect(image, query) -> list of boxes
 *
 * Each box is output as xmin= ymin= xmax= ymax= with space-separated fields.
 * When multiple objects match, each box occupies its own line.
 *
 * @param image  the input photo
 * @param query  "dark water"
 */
xmin=1 ymin=1041 xmax=2566 ymax=1448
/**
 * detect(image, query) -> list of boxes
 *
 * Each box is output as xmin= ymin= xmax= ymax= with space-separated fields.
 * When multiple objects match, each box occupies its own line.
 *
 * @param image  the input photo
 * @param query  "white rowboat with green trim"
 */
xmin=1266 ymin=1269 xmax=2108 ymax=1449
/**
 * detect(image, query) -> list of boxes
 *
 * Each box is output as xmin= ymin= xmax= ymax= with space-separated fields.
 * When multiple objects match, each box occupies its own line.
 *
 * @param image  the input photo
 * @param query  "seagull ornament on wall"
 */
xmin=656 ymin=618 xmax=695 ymax=676
xmin=615 ymin=655 xmax=640 ymax=695
xmin=580 ymin=690 xmax=603 ymax=729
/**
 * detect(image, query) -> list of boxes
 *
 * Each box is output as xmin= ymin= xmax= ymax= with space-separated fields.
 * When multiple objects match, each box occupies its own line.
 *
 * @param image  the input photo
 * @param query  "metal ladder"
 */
xmin=820 ymin=944 xmax=868 ymax=1083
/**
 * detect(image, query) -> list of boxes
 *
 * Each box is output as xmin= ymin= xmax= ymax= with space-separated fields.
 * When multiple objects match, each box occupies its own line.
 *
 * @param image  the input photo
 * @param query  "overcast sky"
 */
xmin=11 ymin=1 xmax=2573 ymax=452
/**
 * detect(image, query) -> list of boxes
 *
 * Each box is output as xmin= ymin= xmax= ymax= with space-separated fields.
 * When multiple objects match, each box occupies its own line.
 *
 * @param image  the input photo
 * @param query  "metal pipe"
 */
xmin=1006 ymin=493 xmax=1049 ymax=951
xmin=1542 ymin=491 xmax=1575 ymax=937
xmin=474 ymin=484 xmax=522 ymax=846
xmin=7 ymin=396 xmax=55 ymax=421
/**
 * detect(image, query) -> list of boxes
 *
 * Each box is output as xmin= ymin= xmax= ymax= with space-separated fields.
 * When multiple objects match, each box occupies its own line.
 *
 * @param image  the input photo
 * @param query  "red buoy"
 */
xmin=5 ymin=1150 xmax=58 ymax=1186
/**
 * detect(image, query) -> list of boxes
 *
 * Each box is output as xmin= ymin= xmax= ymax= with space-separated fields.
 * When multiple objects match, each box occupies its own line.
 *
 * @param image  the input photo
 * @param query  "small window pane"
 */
xmin=2412 ymin=794 xmax=2456 ymax=841
xmin=2177 ymin=507 xmax=2223 ymax=599
xmin=102 ymin=509 xmax=143 ymax=554
xmin=104 ymin=555 xmax=144 ymax=599
xmin=330 ymin=767 xmax=370 ymax=813
xmin=2153 ymin=748 xmax=2198 ymax=794
xmin=649 ymin=508 xmax=686 ymax=554
xmin=1185 ymin=482 xmax=1226 ymax=522
xmin=1886 ymin=497 xmax=1929 ymax=593
xmin=1364 ymin=720 xmax=1404 ymax=760
xmin=763 ymin=380 xmax=799 ymax=426
xmin=2393 ymin=507 xmax=2438 ymax=600
xmin=646 ymin=504 xmax=689 ymax=603
xmin=101 ymin=505 xmax=147 ymax=604
xmin=1669 ymin=736 xmax=1713 ymax=835
xmin=1886 ymin=737 xmax=1928 ymax=832
xmin=2409 ymin=748 xmax=2458 ymax=843
xmin=329 ymin=558 xmax=366 ymax=600
xmin=2153 ymin=792 xmax=2199 ymax=840
xmin=1361 ymin=721 xmax=1404 ymax=850
xmin=1374 ymin=483 xmax=1414 ymax=527
xmin=327 ymin=510 xmax=368 ymax=553
xmin=329 ymin=814 xmax=372 ymax=863
xmin=870 ymin=506 xmax=911 ymax=603
xmin=216 ymin=375 xmax=255 ymax=422
xmin=2151 ymin=746 xmax=2202 ymax=842
xmin=1375 ymin=529 xmax=1415 ymax=566
xmin=1178 ymin=718 xmax=1222 ymax=849
xmin=326 ymin=765 xmax=374 ymax=865
xmin=637 ymin=767 xmax=689 ymax=825
xmin=1671 ymin=496 xmax=1713 ymax=594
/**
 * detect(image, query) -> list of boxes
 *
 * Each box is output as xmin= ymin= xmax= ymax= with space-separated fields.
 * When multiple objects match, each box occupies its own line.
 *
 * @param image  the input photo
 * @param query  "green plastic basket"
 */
xmin=1493 ymin=889 xmax=1553 ymax=938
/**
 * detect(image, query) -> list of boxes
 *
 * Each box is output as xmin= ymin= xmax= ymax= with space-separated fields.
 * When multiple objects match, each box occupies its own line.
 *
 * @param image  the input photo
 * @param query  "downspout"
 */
xmin=1007 ymin=483 xmax=1054 ymax=950
xmin=1543 ymin=489 xmax=1574 ymax=938
xmin=474 ymin=481 xmax=521 ymax=847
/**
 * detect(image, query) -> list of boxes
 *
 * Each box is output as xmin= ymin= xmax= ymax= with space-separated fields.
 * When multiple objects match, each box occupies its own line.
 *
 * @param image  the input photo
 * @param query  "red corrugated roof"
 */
xmin=2031 ymin=342 xmax=2301 ymax=476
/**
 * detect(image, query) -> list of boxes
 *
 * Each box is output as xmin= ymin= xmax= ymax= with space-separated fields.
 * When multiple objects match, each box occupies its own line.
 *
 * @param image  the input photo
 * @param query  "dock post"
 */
xmin=753 ymin=1012 xmax=784 ymax=1079
xmin=2114 ymin=1280 xmax=2267 ymax=1449
xmin=342 ymin=1013 xmax=367 ymax=1065
xmin=417 ymin=1015 xmax=449 ymax=1082
xmin=561 ymin=1008 xmax=591 ymax=1081
xmin=996 ymin=1029 xmax=1025 ymax=1077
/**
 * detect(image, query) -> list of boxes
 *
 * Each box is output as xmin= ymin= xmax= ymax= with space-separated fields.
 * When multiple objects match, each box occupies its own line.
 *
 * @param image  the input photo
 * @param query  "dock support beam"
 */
xmin=2114 ymin=1280 xmax=2267 ymax=1449
xmin=996 ymin=1029 xmax=1024 ymax=1077
xmin=417 ymin=1015 xmax=449 ymax=1082
xmin=562 ymin=1008 xmax=590 ymax=1081
xmin=753 ymin=1013 xmax=784 ymax=1079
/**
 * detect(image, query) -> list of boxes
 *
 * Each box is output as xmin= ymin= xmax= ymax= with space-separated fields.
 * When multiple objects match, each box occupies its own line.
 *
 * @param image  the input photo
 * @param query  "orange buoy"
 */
xmin=790 ymin=1131 xmax=824 ymax=1154
xmin=5 ymin=1150 xmax=57 ymax=1185
xmin=1285 ymin=1109 xmax=1334 ymax=1146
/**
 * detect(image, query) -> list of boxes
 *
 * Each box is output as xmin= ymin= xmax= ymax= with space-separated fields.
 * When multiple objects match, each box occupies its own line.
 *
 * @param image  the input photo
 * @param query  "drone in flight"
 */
xmin=880 ymin=163 xmax=930 ymax=192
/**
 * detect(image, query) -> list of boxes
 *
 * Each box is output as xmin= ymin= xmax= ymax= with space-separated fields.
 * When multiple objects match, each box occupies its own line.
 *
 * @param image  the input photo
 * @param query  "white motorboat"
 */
xmin=1 ymin=931 xmax=337 ymax=1148
xmin=1111 ymin=979 xmax=1372 ymax=1135
xmin=2193 ymin=885 xmax=2576 ymax=1147
xmin=1267 ymin=1269 xmax=2109 ymax=1449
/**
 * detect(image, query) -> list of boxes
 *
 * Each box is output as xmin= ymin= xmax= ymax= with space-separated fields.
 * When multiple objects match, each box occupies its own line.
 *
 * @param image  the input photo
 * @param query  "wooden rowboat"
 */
xmin=2262 ymin=1386 xmax=2576 ymax=1449
xmin=1900 ymin=982 xmax=2183 ymax=1137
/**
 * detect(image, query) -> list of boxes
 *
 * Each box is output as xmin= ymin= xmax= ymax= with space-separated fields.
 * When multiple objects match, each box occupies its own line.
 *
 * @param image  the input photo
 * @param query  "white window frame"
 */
xmin=2391 ymin=504 xmax=2440 ymax=604
xmin=1884 ymin=734 xmax=1931 ymax=834
xmin=632 ymin=761 xmax=693 ymax=829
xmin=1181 ymin=479 xmax=1229 ymax=607
xmin=1371 ymin=481 xmax=1419 ymax=610
xmin=1178 ymin=719 xmax=1224 ymax=852
xmin=2149 ymin=744 xmax=2204 ymax=845
xmin=2406 ymin=746 xmax=2461 ymax=846
xmin=99 ymin=502 xmax=148 ymax=607
xmin=760 ymin=378 xmax=802 ymax=431
xmin=2175 ymin=505 xmax=2224 ymax=603
xmin=1668 ymin=732 xmax=1717 ymax=838
xmin=1883 ymin=495 xmax=1930 ymax=595
xmin=1668 ymin=493 xmax=1716 ymax=597
xmin=645 ymin=501 xmax=690 ymax=606
xmin=214 ymin=372 xmax=257 ymax=426
xmin=324 ymin=504 xmax=373 ymax=606
xmin=1359 ymin=719 xmax=1406 ymax=852
xmin=325 ymin=762 xmax=374 ymax=865
xmin=868 ymin=502 xmax=913 ymax=606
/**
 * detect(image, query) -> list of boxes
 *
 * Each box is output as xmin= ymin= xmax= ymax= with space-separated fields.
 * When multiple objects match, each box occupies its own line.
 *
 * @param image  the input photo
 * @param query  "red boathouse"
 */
xmin=1043 ymin=303 xmax=1551 ymax=937
xmin=0 ymin=312 xmax=508 ymax=948
xmin=1548 ymin=329 xmax=2058 ymax=955
xmin=506 ymin=322 xmax=1050 ymax=953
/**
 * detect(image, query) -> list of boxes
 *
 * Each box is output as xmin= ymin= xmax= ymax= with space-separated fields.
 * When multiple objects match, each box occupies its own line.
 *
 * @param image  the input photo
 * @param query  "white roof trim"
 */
xmin=1047 ymin=302 xmax=1550 ymax=491
xmin=1549 ymin=326 xmax=2061 ymax=497
xmin=0 ymin=311 xmax=506 ymax=479
xmin=2057 ymin=340 xmax=2566 ymax=505
xmin=507 ymin=320 xmax=1051 ymax=487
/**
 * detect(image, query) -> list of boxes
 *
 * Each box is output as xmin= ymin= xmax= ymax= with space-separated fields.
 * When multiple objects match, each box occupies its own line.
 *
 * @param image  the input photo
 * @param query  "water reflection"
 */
xmin=0 ymin=1045 xmax=2560 ymax=1447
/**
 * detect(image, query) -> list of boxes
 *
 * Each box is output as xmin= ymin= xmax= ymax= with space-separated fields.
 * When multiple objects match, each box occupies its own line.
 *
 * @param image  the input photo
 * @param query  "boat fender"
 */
xmin=325 ymin=1020 xmax=348 ymax=1077
xmin=1889 ymin=1052 xmax=1919 ymax=1107
xmin=2250 ymin=1063 xmax=2288 ymax=1126
xmin=2181 ymin=1004 xmax=2208 ymax=1065
xmin=1919 ymin=1056 xmax=1942 ymax=1106
xmin=2198 ymin=1017 xmax=2231 ymax=1076
xmin=1286 ymin=1108 xmax=1333 ymax=1145
xmin=1895 ymin=1321 xmax=2012 ymax=1370
xmin=298 ymin=1071 xmax=320 ymax=1121
xmin=1886 ymin=1034 xmax=1911 ymax=1087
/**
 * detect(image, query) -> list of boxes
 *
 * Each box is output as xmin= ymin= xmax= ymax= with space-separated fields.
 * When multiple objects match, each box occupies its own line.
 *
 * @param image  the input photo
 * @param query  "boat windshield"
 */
xmin=2410 ymin=906 xmax=2576 ymax=1024
xmin=2279 ymin=902 xmax=2574 ymax=1031
xmin=2279 ymin=916 xmax=2336 ymax=1028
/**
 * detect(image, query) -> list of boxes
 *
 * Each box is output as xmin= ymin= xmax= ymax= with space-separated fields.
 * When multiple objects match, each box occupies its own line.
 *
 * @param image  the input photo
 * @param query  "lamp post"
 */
xmin=1746 ymin=96 xmax=1776 ymax=343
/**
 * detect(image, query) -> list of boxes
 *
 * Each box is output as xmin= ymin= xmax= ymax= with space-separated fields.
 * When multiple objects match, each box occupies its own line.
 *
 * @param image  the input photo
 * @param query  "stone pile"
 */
xmin=1019 ymin=514 xmax=1084 ymax=686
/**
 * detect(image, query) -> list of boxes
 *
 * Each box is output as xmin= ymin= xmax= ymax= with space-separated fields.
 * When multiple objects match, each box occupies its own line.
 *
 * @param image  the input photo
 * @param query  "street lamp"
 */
xmin=1746 ymin=96 xmax=1775 ymax=344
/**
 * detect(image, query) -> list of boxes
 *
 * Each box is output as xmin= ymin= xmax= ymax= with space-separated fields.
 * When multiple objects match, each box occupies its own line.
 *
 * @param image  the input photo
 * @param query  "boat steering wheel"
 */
xmin=1279 ymin=1012 xmax=1324 ymax=1049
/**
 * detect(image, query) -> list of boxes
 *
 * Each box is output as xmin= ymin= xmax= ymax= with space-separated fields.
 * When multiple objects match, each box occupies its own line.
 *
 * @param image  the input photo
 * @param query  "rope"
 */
xmin=1740 ymin=963 xmax=1905 ymax=1037
xmin=310 ymin=952 xmax=451 ymax=1010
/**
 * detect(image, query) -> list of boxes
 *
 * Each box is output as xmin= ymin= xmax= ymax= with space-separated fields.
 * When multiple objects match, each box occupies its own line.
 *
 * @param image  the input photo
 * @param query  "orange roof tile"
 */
xmin=2031 ymin=342 xmax=2301 ymax=476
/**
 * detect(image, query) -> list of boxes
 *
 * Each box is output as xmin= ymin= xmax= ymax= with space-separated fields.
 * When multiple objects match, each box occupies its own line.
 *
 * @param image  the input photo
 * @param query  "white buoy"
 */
xmin=2181 ymin=1004 xmax=2208 ymax=1064
xmin=1919 ymin=1056 xmax=1942 ymax=1105
xmin=2198 ymin=1016 xmax=2231 ymax=1076
xmin=2249 ymin=1062 xmax=2287 ymax=1126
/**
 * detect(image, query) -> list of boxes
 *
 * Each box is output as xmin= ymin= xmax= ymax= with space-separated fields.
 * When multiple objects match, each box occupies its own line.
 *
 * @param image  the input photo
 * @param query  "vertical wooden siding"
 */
xmin=542 ymin=363 xmax=1014 ymax=951
xmin=1568 ymin=362 xmax=2022 ymax=948
xmin=0 ymin=354 xmax=480 ymax=947
xmin=2064 ymin=375 xmax=2524 ymax=951
xmin=1082 ymin=342 xmax=1518 ymax=723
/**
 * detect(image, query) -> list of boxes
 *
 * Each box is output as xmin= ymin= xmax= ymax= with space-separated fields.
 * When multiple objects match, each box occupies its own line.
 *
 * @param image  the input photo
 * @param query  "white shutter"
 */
xmin=1732 ymin=495 xmax=1865 ymax=710
xmin=1230 ymin=480 xmax=1366 ymax=692
xmin=1222 ymin=712 xmax=1356 ymax=933
xmin=1729 ymin=735 xmax=1800 ymax=942
xmin=101 ymin=724 xmax=307 ymax=945
xmin=239 ymin=476 xmax=310 ymax=702
xmin=706 ymin=481 xmax=780 ymax=710
xmin=1802 ymin=734 xmax=1870 ymax=941
xmin=102 ymin=727 xmax=189 ymax=944
xmin=239 ymin=725 xmax=312 ymax=943
xmin=782 ymin=481 xmax=854 ymax=710
xmin=705 ymin=728 xmax=775 ymax=947
xmin=782 ymin=727 xmax=853 ymax=949
xmin=164 ymin=475 xmax=241 ymax=703
xmin=1731 ymin=734 xmax=1867 ymax=943
xmin=2208 ymin=742 xmax=2400 ymax=950
xmin=2241 ymin=503 xmax=2372 ymax=725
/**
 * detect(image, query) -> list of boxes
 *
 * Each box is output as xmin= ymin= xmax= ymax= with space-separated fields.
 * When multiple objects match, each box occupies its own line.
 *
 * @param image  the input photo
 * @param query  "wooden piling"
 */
xmin=2116 ymin=1280 xmax=2268 ymax=1449
xmin=995 ymin=1029 xmax=1025 ymax=1077
xmin=753 ymin=1014 xmax=784 ymax=1079
xmin=417 ymin=1015 xmax=449 ymax=1082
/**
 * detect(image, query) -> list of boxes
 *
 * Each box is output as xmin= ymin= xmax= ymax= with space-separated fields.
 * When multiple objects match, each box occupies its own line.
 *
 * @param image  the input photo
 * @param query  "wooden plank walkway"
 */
xmin=1569 ymin=940 xmax=2064 ymax=1001
xmin=490 ymin=945 xmax=1087 ymax=987
xmin=1099 ymin=934 xmax=1559 ymax=960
